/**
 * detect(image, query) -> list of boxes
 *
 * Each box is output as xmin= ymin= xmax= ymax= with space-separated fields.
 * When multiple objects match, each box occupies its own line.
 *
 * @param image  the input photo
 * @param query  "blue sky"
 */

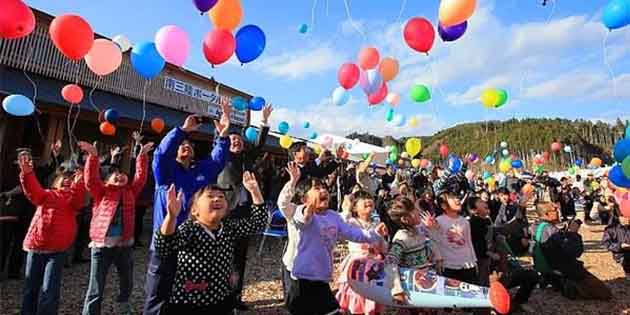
xmin=25 ymin=0 xmax=630 ymax=138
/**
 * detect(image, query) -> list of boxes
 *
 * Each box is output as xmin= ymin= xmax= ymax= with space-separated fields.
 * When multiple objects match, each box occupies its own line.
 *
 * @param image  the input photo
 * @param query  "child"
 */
xmin=287 ymin=177 xmax=386 ymax=315
xmin=337 ymin=190 xmax=387 ymax=315
xmin=468 ymin=196 xmax=500 ymax=286
xmin=602 ymin=215 xmax=630 ymax=279
xmin=154 ymin=171 xmax=268 ymax=315
xmin=78 ymin=140 xmax=153 ymax=315
xmin=435 ymin=192 xmax=478 ymax=284
xmin=17 ymin=150 xmax=86 ymax=315
xmin=385 ymin=197 xmax=442 ymax=311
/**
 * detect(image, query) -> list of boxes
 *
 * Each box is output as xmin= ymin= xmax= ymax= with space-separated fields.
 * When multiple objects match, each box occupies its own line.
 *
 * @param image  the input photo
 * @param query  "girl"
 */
xmin=385 ymin=197 xmax=442 ymax=312
xmin=18 ymin=150 xmax=86 ymax=315
xmin=154 ymin=171 xmax=267 ymax=315
xmin=337 ymin=190 xmax=387 ymax=315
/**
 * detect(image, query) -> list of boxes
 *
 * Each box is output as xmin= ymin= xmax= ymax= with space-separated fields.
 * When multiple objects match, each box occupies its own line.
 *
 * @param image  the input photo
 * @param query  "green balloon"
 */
xmin=495 ymin=89 xmax=508 ymax=108
xmin=362 ymin=153 xmax=370 ymax=161
xmin=386 ymin=108 xmax=394 ymax=122
xmin=410 ymin=84 xmax=431 ymax=103
xmin=623 ymin=156 xmax=630 ymax=178
xmin=391 ymin=146 xmax=399 ymax=154
xmin=568 ymin=166 xmax=576 ymax=175
xmin=389 ymin=152 xmax=398 ymax=161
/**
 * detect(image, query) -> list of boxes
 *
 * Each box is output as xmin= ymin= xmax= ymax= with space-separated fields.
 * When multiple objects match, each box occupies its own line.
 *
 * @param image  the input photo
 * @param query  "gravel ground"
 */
xmin=2 ymin=214 xmax=630 ymax=314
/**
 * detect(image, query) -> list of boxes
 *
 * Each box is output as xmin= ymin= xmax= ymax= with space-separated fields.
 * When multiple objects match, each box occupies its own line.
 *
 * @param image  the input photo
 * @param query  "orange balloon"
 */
xmin=209 ymin=0 xmax=243 ymax=31
xmin=521 ymin=183 xmax=534 ymax=195
xmin=99 ymin=122 xmax=116 ymax=136
xmin=151 ymin=118 xmax=165 ymax=134
xmin=379 ymin=57 xmax=399 ymax=82
xmin=590 ymin=157 xmax=602 ymax=167
xmin=439 ymin=0 xmax=477 ymax=27
xmin=358 ymin=47 xmax=380 ymax=70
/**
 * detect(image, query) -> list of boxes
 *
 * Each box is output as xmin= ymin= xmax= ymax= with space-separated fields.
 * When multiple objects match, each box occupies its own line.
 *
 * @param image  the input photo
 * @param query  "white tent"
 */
xmin=309 ymin=134 xmax=390 ymax=164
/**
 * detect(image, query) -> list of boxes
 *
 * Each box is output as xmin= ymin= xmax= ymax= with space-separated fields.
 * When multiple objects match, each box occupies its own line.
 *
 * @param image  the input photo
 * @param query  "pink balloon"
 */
xmin=84 ymin=39 xmax=122 ymax=76
xmin=322 ymin=136 xmax=333 ymax=149
xmin=358 ymin=47 xmax=380 ymax=70
xmin=420 ymin=159 xmax=429 ymax=168
xmin=386 ymin=92 xmax=400 ymax=106
xmin=615 ymin=190 xmax=630 ymax=217
xmin=62 ymin=84 xmax=83 ymax=104
xmin=155 ymin=25 xmax=190 ymax=67
xmin=368 ymin=83 xmax=388 ymax=105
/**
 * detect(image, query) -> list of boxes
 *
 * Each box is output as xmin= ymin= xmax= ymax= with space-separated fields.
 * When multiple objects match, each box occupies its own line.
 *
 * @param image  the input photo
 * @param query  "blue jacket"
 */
xmin=151 ymin=126 xmax=229 ymax=248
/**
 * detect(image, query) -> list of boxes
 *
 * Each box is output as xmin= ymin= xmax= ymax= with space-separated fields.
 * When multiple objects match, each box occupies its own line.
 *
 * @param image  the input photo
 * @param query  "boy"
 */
xmin=468 ymin=196 xmax=499 ymax=286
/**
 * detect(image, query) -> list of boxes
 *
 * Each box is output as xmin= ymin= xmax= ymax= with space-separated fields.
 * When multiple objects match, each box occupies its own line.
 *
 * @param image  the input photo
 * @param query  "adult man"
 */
xmin=288 ymin=141 xmax=343 ymax=181
xmin=143 ymin=100 xmax=231 ymax=315
xmin=217 ymin=104 xmax=272 ymax=310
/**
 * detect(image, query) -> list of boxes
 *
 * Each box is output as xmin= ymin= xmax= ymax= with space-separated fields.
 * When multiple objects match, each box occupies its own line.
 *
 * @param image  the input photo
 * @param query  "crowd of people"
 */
xmin=1 ymin=102 xmax=629 ymax=315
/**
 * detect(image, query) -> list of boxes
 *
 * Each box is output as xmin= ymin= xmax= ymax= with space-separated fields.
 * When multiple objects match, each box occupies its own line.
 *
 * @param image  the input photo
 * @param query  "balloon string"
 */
xmin=395 ymin=0 xmax=408 ymax=24
xmin=311 ymin=0 xmax=318 ymax=32
xmin=21 ymin=43 xmax=45 ymax=142
xmin=71 ymin=100 xmax=81 ymax=136
xmin=602 ymin=31 xmax=617 ymax=100
xmin=88 ymin=78 xmax=102 ymax=113
xmin=427 ymin=54 xmax=447 ymax=100
xmin=139 ymin=80 xmax=149 ymax=135
xmin=342 ymin=0 xmax=367 ymax=41
xmin=67 ymin=103 xmax=75 ymax=157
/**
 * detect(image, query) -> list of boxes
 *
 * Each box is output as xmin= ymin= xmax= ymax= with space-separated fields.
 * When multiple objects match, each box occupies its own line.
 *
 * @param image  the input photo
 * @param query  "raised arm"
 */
xmin=153 ymin=126 xmax=186 ymax=186
xmin=79 ymin=142 xmax=105 ymax=201
xmin=18 ymin=154 xmax=50 ymax=206
xmin=254 ymin=104 xmax=273 ymax=150
xmin=230 ymin=171 xmax=269 ymax=238
xmin=131 ymin=142 xmax=154 ymax=196
xmin=277 ymin=162 xmax=300 ymax=220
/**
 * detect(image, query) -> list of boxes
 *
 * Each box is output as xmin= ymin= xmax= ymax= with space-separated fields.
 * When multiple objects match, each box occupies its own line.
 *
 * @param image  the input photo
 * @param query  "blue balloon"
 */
xmin=249 ymin=96 xmax=265 ymax=111
xmin=231 ymin=96 xmax=248 ymax=111
xmin=278 ymin=121 xmax=290 ymax=135
xmin=393 ymin=114 xmax=406 ymax=127
xmin=482 ymin=170 xmax=492 ymax=180
xmin=609 ymin=165 xmax=630 ymax=188
xmin=244 ymin=126 xmax=258 ymax=143
xmin=303 ymin=122 xmax=310 ymax=129
xmin=602 ymin=0 xmax=630 ymax=30
xmin=235 ymin=25 xmax=266 ymax=64
xmin=511 ymin=159 xmax=523 ymax=169
xmin=614 ymin=139 xmax=630 ymax=163
xmin=386 ymin=159 xmax=393 ymax=165
xmin=104 ymin=108 xmax=119 ymax=123
xmin=309 ymin=131 xmax=318 ymax=140
xmin=298 ymin=24 xmax=308 ymax=34
xmin=484 ymin=155 xmax=495 ymax=165
xmin=332 ymin=87 xmax=350 ymax=106
xmin=448 ymin=156 xmax=462 ymax=173
xmin=2 ymin=94 xmax=34 ymax=116
xmin=131 ymin=42 xmax=165 ymax=80
xmin=575 ymin=158 xmax=583 ymax=166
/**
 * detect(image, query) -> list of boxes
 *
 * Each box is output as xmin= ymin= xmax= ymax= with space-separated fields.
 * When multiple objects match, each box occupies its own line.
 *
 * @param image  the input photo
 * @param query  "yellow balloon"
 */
xmin=499 ymin=160 xmax=512 ymax=173
xmin=313 ymin=144 xmax=322 ymax=155
xmin=439 ymin=0 xmax=477 ymax=27
xmin=209 ymin=0 xmax=243 ymax=31
xmin=405 ymin=138 xmax=422 ymax=157
xmin=480 ymin=88 xmax=499 ymax=108
xmin=412 ymin=159 xmax=421 ymax=168
xmin=279 ymin=135 xmax=293 ymax=149
xmin=409 ymin=117 xmax=418 ymax=128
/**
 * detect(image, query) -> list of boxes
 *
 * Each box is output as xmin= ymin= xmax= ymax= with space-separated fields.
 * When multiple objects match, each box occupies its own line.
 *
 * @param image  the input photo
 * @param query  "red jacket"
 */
xmin=20 ymin=171 xmax=86 ymax=252
xmin=85 ymin=154 xmax=148 ymax=244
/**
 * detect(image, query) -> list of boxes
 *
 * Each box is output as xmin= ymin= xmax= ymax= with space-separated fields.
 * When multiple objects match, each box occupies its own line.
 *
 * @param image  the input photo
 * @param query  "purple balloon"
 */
xmin=193 ymin=0 xmax=218 ymax=13
xmin=359 ymin=69 xmax=382 ymax=95
xmin=438 ymin=21 xmax=468 ymax=42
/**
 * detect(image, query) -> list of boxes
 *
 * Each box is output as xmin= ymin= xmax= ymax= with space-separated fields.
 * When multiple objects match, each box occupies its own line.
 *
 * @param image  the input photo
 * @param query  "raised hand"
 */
xmin=51 ymin=139 xmax=62 ymax=157
xmin=242 ymin=171 xmax=260 ymax=193
xmin=17 ymin=154 xmax=33 ymax=174
xmin=139 ymin=142 xmax=155 ymax=156
xmin=77 ymin=141 xmax=98 ymax=156
xmin=166 ymin=184 xmax=183 ymax=218
xmin=420 ymin=211 xmax=438 ymax=230
xmin=335 ymin=146 xmax=345 ymax=159
xmin=214 ymin=98 xmax=232 ymax=137
xmin=182 ymin=115 xmax=201 ymax=133
xmin=110 ymin=145 xmax=128 ymax=158
xmin=132 ymin=131 xmax=144 ymax=143
xmin=375 ymin=222 xmax=388 ymax=238
xmin=73 ymin=170 xmax=83 ymax=185
xmin=286 ymin=162 xmax=301 ymax=183
xmin=262 ymin=104 xmax=273 ymax=124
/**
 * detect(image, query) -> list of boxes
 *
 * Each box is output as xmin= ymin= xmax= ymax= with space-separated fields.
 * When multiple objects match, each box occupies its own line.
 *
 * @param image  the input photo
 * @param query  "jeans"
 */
xmin=143 ymin=250 xmax=177 ymax=315
xmin=82 ymin=246 xmax=134 ymax=315
xmin=21 ymin=251 xmax=67 ymax=315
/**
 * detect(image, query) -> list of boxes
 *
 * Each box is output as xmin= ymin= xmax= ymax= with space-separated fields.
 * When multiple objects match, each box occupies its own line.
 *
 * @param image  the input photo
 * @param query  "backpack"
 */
xmin=533 ymin=222 xmax=553 ymax=274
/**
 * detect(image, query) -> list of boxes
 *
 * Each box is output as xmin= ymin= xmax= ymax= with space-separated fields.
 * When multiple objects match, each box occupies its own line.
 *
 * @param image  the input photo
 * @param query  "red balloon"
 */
xmin=543 ymin=151 xmax=550 ymax=160
xmin=550 ymin=142 xmax=561 ymax=152
xmin=403 ymin=17 xmax=436 ymax=54
xmin=0 ymin=0 xmax=35 ymax=39
xmin=358 ymin=47 xmax=380 ymax=70
xmin=489 ymin=281 xmax=511 ymax=315
xmin=338 ymin=63 xmax=360 ymax=89
xmin=99 ymin=122 xmax=116 ymax=136
xmin=62 ymin=84 xmax=84 ymax=104
xmin=439 ymin=144 xmax=449 ymax=158
xmin=203 ymin=29 xmax=235 ymax=66
xmin=49 ymin=15 xmax=94 ymax=61
xmin=368 ymin=82 xmax=388 ymax=105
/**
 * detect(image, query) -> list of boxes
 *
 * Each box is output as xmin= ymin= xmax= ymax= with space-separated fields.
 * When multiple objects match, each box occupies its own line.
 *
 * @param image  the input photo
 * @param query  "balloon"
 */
xmin=481 ymin=88 xmax=499 ymax=108
xmin=193 ymin=0 xmax=218 ymax=13
xmin=231 ymin=96 xmax=248 ymax=111
xmin=332 ymin=87 xmax=351 ymax=106
xmin=309 ymin=132 xmax=318 ymax=140
xmin=279 ymin=135 xmax=293 ymax=149
xmin=2 ymin=94 xmax=34 ymax=116
xmin=104 ymin=108 xmax=119 ymax=123
xmin=358 ymin=47 xmax=380 ymax=70
xmin=386 ymin=93 xmax=400 ymax=106
xmin=303 ymin=122 xmax=310 ymax=129
xmin=543 ymin=151 xmax=550 ymax=161
xmin=249 ymin=96 xmax=265 ymax=111
xmin=403 ymin=17 xmax=436 ymax=54
xmin=575 ymin=158 xmax=583 ymax=166
xmin=62 ymin=84 xmax=84 ymax=104
xmin=298 ymin=23 xmax=308 ymax=34
xmin=614 ymin=139 xmax=630 ymax=162
xmin=610 ymin=165 xmax=630 ymax=188
xmin=590 ymin=157 xmax=603 ymax=167
xmin=278 ymin=121 xmax=290 ymax=135
xmin=203 ymin=29 xmax=235 ymax=66
xmin=359 ymin=69 xmax=383 ymax=94
xmin=485 ymin=155 xmax=496 ymax=165
xmin=151 ymin=118 xmax=165 ymax=133
xmin=155 ymin=25 xmax=190 ymax=67
xmin=420 ymin=159 xmax=430 ymax=168
xmin=615 ymin=189 xmax=630 ymax=217
xmin=439 ymin=144 xmax=449 ymax=158
xmin=448 ymin=156 xmax=463 ymax=173
xmin=522 ymin=183 xmax=534 ymax=195
xmin=322 ymin=136 xmax=333 ymax=149
xmin=410 ymin=84 xmax=431 ymax=103
xmin=568 ymin=166 xmax=577 ymax=176
xmin=439 ymin=0 xmax=477 ymax=27
xmin=470 ymin=153 xmax=478 ymax=162
xmin=131 ymin=42 xmax=165 ymax=80
xmin=209 ymin=0 xmax=242 ymax=31
xmin=368 ymin=83 xmax=388 ymax=105
xmin=401 ymin=152 xmax=410 ymax=159
xmin=386 ymin=159 xmax=393 ymax=165
xmin=411 ymin=159 xmax=421 ymax=168
xmin=112 ymin=35 xmax=132 ymax=52
xmin=481 ymin=171 xmax=492 ymax=181
xmin=99 ymin=122 xmax=116 ymax=136
xmin=313 ymin=144 xmax=322 ymax=155
xmin=338 ymin=63 xmax=360 ymax=89
xmin=499 ymin=159 xmax=512 ymax=173
xmin=391 ymin=146 xmax=399 ymax=154
xmin=49 ymin=15 xmax=94 ymax=60
xmin=84 ymin=39 xmax=122 ymax=76
xmin=438 ymin=21 xmax=467 ymax=42
xmin=602 ymin=0 xmax=630 ymax=30
xmin=386 ymin=108 xmax=395 ymax=122
xmin=379 ymin=57 xmax=399 ymax=82
xmin=500 ymin=141 xmax=508 ymax=148
xmin=495 ymin=89 xmax=508 ymax=107
xmin=551 ymin=142 xmax=562 ymax=152
xmin=244 ymin=126 xmax=258 ymax=143
xmin=511 ymin=160 xmax=523 ymax=169
xmin=409 ymin=117 xmax=418 ymax=128
xmin=389 ymin=152 xmax=398 ymax=162
xmin=623 ymin=156 xmax=630 ymax=178
xmin=405 ymin=138 xmax=422 ymax=157
xmin=564 ymin=145 xmax=572 ymax=153
xmin=502 ymin=149 xmax=509 ymax=156
xmin=0 ymin=0 xmax=35 ymax=39
xmin=235 ymin=24 xmax=266 ymax=64
xmin=393 ymin=114 xmax=406 ymax=127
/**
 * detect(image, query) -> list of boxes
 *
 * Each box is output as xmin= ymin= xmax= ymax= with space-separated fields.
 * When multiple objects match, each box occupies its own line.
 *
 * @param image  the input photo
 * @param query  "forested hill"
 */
xmin=347 ymin=118 xmax=628 ymax=168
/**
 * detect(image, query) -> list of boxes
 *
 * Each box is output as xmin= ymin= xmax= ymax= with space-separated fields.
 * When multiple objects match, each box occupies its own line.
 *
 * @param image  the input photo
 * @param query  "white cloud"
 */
xmin=341 ymin=19 xmax=366 ymax=37
xmin=252 ymin=45 xmax=343 ymax=80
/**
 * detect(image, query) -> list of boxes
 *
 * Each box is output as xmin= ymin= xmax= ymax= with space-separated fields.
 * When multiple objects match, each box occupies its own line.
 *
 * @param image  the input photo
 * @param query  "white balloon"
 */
xmin=113 ymin=35 xmax=132 ymax=52
xmin=332 ymin=86 xmax=350 ymax=106
xmin=386 ymin=92 xmax=400 ymax=106
xmin=500 ymin=141 xmax=508 ymax=148
xmin=502 ymin=149 xmax=509 ymax=156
